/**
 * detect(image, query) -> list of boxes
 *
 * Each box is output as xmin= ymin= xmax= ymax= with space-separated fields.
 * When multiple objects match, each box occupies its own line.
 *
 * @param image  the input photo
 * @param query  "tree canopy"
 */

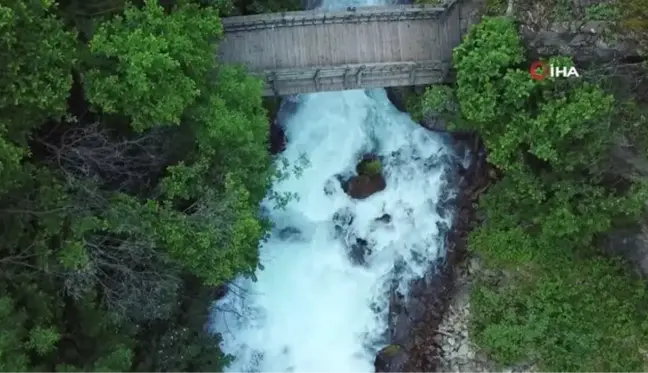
xmin=418 ymin=16 xmax=648 ymax=371
xmin=0 ymin=0 xmax=273 ymax=370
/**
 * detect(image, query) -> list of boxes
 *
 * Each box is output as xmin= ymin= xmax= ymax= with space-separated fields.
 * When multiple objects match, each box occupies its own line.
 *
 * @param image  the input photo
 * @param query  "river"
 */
xmin=209 ymin=14 xmax=457 ymax=371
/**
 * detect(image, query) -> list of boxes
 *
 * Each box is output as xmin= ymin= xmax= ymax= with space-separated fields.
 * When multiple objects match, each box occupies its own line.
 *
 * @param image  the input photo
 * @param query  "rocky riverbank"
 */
xmin=384 ymin=126 xmax=538 ymax=373
xmin=372 ymin=128 xmax=493 ymax=372
xmin=434 ymin=254 xmax=538 ymax=373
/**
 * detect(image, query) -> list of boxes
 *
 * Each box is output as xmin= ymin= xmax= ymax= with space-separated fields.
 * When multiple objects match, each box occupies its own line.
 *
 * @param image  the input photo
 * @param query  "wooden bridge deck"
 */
xmin=218 ymin=1 xmax=461 ymax=95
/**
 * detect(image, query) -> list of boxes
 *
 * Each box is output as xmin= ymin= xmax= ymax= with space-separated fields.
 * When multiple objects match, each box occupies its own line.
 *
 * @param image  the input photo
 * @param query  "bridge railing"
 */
xmin=257 ymin=60 xmax=450 ymax=96
xmin=221 ymin=3 xmax=454 ymax=32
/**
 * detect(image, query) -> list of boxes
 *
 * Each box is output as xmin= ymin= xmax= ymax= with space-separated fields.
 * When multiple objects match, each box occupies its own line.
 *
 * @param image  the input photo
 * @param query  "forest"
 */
xmin=4 ymin=0 xmax=648 ymax=370
xmin=413 ymin=10 xmax=648 ymax=371
xmin=0 ymin=0 xmax=304 ymax=369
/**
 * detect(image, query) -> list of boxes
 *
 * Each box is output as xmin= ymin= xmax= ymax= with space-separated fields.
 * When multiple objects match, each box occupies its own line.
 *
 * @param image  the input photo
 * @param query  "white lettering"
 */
xmin=552 ymin=66 xmax=569 ymax=77
xmin=549 ymin=65 xmax=580 ymax=78
xmin=565 ymin=66 xmax=580 ymax=77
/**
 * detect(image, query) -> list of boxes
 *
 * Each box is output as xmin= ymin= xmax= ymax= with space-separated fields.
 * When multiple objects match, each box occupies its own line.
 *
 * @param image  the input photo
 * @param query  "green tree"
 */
xmin=425 ymin=17 xmax=616 ymax=173
xmin=84 ymin=0 xmax=223 ymax=131
xmin=417 ymin=16 xmax=648 ymax=371
xmin=0 ymin=0 xmax=275 ymax=371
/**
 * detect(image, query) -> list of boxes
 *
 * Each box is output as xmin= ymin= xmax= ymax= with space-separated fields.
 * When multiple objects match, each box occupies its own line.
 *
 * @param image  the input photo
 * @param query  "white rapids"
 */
xmin=210 ymin=86 xmax=456 ymax=372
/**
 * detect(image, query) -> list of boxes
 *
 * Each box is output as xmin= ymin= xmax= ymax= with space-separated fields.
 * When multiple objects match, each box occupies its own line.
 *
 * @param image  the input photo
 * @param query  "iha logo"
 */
xmin=529 ymin=61 xmax=580 ymax=80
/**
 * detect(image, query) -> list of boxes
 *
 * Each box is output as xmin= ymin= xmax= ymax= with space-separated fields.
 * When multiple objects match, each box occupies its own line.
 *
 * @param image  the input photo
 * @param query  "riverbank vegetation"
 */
xmin=0 ymin=0 xmax=276 ymax=370
xmin=416 ymin=16 xmax=648 ymax=371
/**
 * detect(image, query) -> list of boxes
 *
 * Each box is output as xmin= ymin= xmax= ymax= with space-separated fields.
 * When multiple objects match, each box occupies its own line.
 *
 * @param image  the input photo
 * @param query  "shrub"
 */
xmin=471 ymin=257 xmax=648 ymax=371
xmin=415 ymin=16 xmax=648 ymax=371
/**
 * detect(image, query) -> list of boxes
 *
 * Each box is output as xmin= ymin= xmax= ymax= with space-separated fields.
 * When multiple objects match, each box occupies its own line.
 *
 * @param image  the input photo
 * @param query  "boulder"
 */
xmin=375 ymin=213 xmax=392 ymax=223
xmin=343 ymin=174 xmax=386 ymax=199
xmin=343 ymin=155 xmax=387 ymax=199
xmin=374 ymin=344 xmax=409 ymax=372
xmin=269 ymin=118 xmax=286 ymax=155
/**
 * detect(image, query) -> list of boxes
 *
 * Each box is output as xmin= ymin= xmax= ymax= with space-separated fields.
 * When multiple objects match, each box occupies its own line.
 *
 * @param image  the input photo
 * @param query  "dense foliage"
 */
xmin=0 ymin=0 xmax=274 ymax=370
xmin=419 ymin=17 xmax=648 ymax=371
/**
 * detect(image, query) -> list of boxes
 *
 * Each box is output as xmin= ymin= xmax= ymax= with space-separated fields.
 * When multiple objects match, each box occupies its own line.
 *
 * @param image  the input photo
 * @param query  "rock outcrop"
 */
xmin=343 ymin=174 xmax=386 ymax=199
xmin=514 ymin=0 xmax=641 ymax=64
xmin=343 ymin=155 xmax=387 ymax=199
xmin=269 ymin=118 xmax=286 ymax=154
xmin=436 ymin=256 xmax=539 ymax=373
xmin=374 ymin=344 xmax=409 ymax=372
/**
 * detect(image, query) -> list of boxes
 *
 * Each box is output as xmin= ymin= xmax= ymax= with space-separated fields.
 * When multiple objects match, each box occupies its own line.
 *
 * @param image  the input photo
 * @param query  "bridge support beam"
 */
xmin=342 ymin=67 xmax=351 ymax=89
xmin=269 ymin=72 xmax=279 ymax=96
xmin=314 ymin=69 xmax=321 ymax=91
xmin=254 ymin=61 xmax=450 ymax=96
xmin=356 ymin=65 xmax=365 ymax=86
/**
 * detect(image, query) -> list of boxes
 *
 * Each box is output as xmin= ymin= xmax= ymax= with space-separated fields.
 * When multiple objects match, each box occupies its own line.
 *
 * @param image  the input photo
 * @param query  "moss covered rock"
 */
xmin=374 ymin=344 xmax=409 ymax=372
xmin=344 ymin=155 xmax=386 ymax=199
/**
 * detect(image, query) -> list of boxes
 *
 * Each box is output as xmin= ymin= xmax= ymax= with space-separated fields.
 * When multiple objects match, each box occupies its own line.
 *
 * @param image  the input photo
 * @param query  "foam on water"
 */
xmin=210 ymin=88 xmax=455 ymax=372
xmin=212 ymin=0 xmax=455 ymax=357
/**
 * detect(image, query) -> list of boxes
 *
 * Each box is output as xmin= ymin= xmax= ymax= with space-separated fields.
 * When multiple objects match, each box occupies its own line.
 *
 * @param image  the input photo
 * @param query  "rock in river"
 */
xmin=343 ymin=154 xmax=387 ymax=199
xmin=374 ymin=344 xmax=409 ymax=372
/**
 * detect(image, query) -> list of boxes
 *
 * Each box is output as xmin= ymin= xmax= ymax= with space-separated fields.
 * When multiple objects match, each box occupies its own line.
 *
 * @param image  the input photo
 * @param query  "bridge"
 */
xmin=218 ymin=1 xmax=462 ymax=96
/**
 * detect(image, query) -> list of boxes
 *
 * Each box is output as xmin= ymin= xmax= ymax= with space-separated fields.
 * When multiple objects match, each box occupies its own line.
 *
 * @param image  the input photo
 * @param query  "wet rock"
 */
xmin=343 ymin=174 xmax=386 ymax=199
xmin=385 ymin=86 xmax=422 ymax=113
xmin=436 ymin=169 xmax=459 ymax=218
xmin=278 ymin=226 xmax=301 ymax=240
xmin=332 ymin=208 xmax=354 ymax=226
xmin=385 ymin=87 xmax=407 ymax=113
xmin=375 ymin=213 xmax=391 ymax=223
xmin=343 ymin=155 xmax=387 ymax=199
xmin=323 ymin=178 xmax=336 ymax=196
xmin=269 ymin=118 xmax=286 ymax=155
xmin=332 ymin=208 xmax=354 ymax=238
xmin=349 ymin=238 xmax=372 ymax=265
xmin=374 ymin=344 xmax=409 ymax=372
xmin=420 ymin=111 xmax=449 ymax=132
xmin=387 ymin=290 xmax=410 ymax=343
xmin=436 ymin=198 xmax=455 ymax=220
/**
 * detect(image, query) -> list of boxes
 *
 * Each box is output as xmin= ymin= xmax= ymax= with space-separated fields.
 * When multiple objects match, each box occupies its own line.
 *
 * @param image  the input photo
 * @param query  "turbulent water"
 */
xmin=210 ymin=1 xmax=456 ymax=368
